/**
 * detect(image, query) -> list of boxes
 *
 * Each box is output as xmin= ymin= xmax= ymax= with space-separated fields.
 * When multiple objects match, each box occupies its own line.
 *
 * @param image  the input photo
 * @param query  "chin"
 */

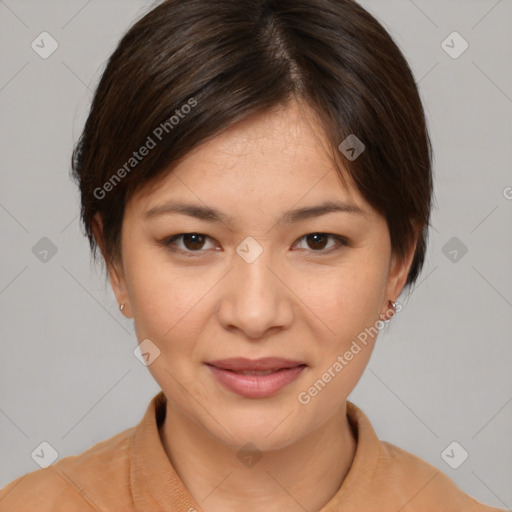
xmin=205 ymin=405 xmax=310 ymax=451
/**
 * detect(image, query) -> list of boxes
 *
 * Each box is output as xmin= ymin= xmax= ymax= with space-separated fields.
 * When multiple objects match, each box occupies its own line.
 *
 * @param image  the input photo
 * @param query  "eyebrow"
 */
xmin=143 ymin=199 xmax=368 ymax=225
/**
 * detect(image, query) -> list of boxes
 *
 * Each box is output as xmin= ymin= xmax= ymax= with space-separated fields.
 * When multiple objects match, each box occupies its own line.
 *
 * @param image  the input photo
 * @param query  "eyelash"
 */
xmin=160 ymin=233 xmax=348 ymax=258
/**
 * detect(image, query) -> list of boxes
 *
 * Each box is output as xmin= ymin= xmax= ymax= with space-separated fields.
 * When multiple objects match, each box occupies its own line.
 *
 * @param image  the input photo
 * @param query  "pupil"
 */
xmin=308 ymin=234 xmax=327 ymax=250
xmin=184 ymin=234 xmax=204 ymax=250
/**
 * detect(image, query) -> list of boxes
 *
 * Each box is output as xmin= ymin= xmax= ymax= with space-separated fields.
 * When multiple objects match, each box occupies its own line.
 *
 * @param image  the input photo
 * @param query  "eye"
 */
xmin=163 ymin=233 xmax=218 ymax=256
xmin=293 ymin=233 xmax=347 ymax=253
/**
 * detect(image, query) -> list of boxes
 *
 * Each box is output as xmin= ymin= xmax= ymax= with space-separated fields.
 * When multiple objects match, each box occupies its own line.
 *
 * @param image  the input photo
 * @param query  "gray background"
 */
xmin=0 ymin=0 xmax=511 ymax=508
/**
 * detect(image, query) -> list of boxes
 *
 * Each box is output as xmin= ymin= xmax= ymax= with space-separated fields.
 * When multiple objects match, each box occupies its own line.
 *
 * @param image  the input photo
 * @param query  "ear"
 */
xmin=92 ymin=213 xmax=132 ymax=318
xmin=380 ymin=235 xmax=418 ymax=319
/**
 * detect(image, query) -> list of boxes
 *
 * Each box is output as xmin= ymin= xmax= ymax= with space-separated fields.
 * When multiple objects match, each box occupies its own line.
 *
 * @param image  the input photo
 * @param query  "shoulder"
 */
xmin=0 ymin=426 xmax=136 ymax=511
xmin=0 ymin=467 xmax=93 ymax=512
xmin=344 ymin=401 xmax=506 ymax=511
xmin=378 ymin=441 xmax=506 ymax=511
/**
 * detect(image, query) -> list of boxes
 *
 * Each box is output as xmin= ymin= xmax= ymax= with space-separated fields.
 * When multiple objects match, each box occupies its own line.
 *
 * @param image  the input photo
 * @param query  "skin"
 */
xmin=93 ymin=99 xmax=416 ymax=512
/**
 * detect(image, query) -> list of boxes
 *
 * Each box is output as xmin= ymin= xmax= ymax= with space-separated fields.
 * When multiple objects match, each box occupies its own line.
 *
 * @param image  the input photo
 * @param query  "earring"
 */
xmin=379 ymin=299 xmax=397 ymax=321
xmin=119 ymin=303 xmax=125 ymax=312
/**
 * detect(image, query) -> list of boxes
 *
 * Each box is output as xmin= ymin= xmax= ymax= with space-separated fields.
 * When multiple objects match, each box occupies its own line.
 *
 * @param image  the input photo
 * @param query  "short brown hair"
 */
xmin=71 ymin=0 xmax=433 ymax=291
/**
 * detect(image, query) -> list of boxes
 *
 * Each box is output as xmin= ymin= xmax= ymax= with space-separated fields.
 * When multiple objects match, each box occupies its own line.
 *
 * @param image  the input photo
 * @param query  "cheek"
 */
xmin=126 ymin=253 xmax=214 ymax=352
xmin=294 ymin=256 xmax=387 ymax=342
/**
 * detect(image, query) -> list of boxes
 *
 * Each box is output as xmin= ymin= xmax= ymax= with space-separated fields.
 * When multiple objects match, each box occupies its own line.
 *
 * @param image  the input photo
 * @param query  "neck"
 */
xmin=159 ymin=400 xmax=357 ymax=512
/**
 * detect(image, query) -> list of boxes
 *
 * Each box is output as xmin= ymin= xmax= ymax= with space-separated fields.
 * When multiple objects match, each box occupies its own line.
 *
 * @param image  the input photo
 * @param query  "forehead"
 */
xmin=129 ymin=100 xmax=371 ymax=221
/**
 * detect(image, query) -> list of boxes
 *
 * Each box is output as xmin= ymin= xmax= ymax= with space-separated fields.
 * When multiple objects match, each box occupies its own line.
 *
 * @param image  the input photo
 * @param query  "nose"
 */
xmin=216 ymin=241 xmax=294 ymax=340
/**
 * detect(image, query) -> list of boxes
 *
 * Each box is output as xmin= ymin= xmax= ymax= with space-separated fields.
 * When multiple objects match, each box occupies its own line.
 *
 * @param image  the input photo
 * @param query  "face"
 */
xmin=98 ymin=99 xmax=414 ymax=451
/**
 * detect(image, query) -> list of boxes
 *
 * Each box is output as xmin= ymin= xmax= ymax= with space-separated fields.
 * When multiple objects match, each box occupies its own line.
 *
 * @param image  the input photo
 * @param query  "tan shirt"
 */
xmin=0 ymin=391 xmax=505 ymax=511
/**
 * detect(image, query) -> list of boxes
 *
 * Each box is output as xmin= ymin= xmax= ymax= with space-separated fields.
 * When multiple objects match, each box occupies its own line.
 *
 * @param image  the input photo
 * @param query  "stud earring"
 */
xmin=119 ymin=303 xmax=125 ymax=312
xmin=379 ymin=299 xmax=397 ymax=321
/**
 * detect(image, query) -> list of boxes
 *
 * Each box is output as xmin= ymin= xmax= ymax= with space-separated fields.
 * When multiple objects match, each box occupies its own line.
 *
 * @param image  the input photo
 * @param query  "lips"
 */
xmin=206 ymin=357 xmax=306 ymax=372
xmin=205 ymin=357 xmax=307 ymax=398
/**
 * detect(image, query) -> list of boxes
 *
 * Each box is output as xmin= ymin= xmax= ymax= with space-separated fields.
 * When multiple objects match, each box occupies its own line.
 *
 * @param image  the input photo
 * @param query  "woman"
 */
xmin=0 ymin=0 xmax=505 ymax=510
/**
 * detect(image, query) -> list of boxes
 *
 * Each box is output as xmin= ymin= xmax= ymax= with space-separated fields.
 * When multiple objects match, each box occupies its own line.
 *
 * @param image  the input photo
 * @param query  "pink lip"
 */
xmin=206 ymin=358 xmax=307 ymax=398
xmin=207 ymin=357 xmax=305 ymax=371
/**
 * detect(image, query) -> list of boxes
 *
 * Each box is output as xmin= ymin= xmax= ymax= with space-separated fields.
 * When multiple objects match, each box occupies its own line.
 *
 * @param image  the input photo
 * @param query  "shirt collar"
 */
xmin=129 ymin=391 xmax=382 ymax=510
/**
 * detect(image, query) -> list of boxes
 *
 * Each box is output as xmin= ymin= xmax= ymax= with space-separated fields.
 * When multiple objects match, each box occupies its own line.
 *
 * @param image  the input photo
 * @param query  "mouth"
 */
xmin=205 ymin=357 xmax=307 ymax=398
xmin=207 ymin=357 xmax=306 ymax=371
